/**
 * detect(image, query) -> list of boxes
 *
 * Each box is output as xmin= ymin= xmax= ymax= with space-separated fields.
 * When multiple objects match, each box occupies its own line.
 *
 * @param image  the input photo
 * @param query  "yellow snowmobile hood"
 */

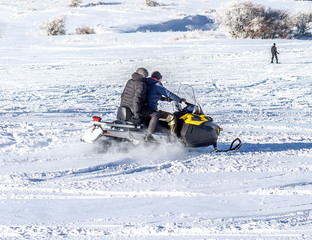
xmin=180 ymin=113 xmax=211 ymax=126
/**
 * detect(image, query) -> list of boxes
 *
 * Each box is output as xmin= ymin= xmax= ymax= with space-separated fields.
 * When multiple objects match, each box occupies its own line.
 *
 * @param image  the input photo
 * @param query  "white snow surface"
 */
xmin=1 ymin=0 xmax=312 ymax=239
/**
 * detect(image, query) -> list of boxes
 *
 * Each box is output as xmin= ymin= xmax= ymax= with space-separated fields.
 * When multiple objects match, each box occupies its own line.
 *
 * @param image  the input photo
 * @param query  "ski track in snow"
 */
xmin=1 ymin=39 xmax=312 ymax=239
xmin=1 ymin=41 xmax=312 ymax=238
xmin=1 ymin=1 xmax=312 ymax=239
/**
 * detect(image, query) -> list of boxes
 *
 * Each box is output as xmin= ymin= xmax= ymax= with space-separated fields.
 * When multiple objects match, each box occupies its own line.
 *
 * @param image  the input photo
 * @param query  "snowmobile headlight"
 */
xmin=217 ymin=127 xmax=222 ymax=135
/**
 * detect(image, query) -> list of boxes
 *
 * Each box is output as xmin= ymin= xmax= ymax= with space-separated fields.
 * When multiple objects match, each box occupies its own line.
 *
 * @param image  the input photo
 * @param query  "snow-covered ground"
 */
xmin=1 ymin=0 xmax=312 ymax=239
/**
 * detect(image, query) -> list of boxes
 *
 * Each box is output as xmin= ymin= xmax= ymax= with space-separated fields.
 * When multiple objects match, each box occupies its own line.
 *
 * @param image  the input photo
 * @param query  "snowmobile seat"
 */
xmin=117 ymin=106 xmax=133 ymax=121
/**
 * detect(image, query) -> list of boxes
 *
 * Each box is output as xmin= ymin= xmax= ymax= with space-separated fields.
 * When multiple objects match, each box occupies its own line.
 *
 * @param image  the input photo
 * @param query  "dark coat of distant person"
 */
xmin=271 ymin=43 xmax=279 ymax=63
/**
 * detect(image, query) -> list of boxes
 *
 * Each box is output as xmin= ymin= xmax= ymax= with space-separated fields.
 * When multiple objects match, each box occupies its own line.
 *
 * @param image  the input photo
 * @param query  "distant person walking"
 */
xmin=271 ymin=43 xmax=279 ymax=64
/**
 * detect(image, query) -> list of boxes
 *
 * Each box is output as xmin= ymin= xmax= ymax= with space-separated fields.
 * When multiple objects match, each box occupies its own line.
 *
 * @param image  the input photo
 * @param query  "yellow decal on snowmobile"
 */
xmin=180 ymin=113 xmax=211 ymax=126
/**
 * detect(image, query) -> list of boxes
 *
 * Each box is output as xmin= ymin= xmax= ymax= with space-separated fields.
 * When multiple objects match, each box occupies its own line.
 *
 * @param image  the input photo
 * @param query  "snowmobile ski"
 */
xmin=214 ymin=138 xmax=242 ymax=153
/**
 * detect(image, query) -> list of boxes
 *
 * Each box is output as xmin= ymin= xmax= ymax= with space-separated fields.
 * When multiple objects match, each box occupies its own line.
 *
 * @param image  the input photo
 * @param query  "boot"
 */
xmin=144 ymin=132 xmax=155 ymax=142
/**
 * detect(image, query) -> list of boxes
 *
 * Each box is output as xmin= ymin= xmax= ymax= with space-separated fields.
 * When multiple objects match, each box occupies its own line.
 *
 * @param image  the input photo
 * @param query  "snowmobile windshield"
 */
xmin=177 ymin=84 xmax=196 ymax=105
xmin=174 ymin=84 xmax=203 ymax=114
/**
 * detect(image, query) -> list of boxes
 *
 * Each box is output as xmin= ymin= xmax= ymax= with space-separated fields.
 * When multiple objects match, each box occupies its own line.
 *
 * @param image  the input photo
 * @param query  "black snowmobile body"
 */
xmin=171 ymin=105 xmax=219 ymax=148
xmin=81 ymin=85 xmax=241 ymax=152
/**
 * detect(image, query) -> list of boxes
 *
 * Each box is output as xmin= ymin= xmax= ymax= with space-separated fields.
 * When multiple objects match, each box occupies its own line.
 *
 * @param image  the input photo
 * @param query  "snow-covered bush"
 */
xmin=291 ymin=11 xmax=312 ymax=38
xmin=217 ymin=1 xmax=264 ymax=38
xmin=76 ymin=26 xmax=95 ymax=34
xmin=258 ymin=8 xmax=292 ymax=39
xmin=69 ymin=0 xmax=82 ymax=7
xmin=145 ymin=0 xmax=160 ymax=7
xmin=217 ymin=1 xmax=292 ymax=39
xmin=41 ymin=16 xmax=66 ymax=36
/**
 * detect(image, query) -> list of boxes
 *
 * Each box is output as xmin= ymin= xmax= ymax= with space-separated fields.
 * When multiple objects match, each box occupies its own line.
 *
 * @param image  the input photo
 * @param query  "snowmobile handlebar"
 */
xmin=174 ymin=100 xmax=204 ymax=115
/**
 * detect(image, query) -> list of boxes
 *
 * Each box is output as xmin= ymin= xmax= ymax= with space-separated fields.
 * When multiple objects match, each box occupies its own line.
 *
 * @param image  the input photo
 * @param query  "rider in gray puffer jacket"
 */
xmin=120 ymin=70 xmax=147 ymax=124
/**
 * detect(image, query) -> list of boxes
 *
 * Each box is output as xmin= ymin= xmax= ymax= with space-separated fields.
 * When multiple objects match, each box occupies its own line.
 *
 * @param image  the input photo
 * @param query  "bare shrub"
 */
xmin=69 ymin=0 xmax=82 ymax=7
xmin=218 ymin=1 xmax=292 ymax=39
xmin=145 ymin=0 xmax=160 ymax=7
xmin=291 ymin=11 xmax=312 ymax=38
xmin=41 ymin=16 xmax=66 ymax=36
xmin=252 ymin=8 xmax=292 ymax=39
xmin=76 ymin=26 xmax=95 ymax=34
xmin=217 ymin=1 xmax=264 ymax=38
xmin=204 ymin=8 xmax=216 ymax=14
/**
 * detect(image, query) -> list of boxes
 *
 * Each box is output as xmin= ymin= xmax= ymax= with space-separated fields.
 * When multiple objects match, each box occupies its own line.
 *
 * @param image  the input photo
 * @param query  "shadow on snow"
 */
xmin=126 ymin=15 xmax=215 ymax=33
xmin=81 ymin=2 xmax=121 ymax=7
xmin=27 ymin=142 xmax=311 ymax=183
xmin=238 ymin=142 xmax=312 ymax=153
xmin=28 ymin=158 xmax=173 ymax=182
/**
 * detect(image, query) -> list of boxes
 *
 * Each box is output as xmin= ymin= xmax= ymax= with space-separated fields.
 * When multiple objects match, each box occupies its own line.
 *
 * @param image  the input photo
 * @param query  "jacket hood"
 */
xmin=132 ymin=72 xmax=145 ymax=82
xmin=146 ymin=77 xmax=161 ymax=87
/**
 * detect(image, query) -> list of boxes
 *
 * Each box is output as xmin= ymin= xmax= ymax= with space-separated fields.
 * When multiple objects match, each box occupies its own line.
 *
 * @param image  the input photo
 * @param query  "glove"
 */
xmin=131 ymin=115 xmax=141 ymax=125
xmin=161 ymin=96 xmax=171 ymax=101
xmin=179 ymin=98 xmax=186 ymax=103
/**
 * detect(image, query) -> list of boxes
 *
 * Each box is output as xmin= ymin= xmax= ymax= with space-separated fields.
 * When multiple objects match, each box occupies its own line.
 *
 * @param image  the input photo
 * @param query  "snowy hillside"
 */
xmin=1 ymin=0 xmax=312 ymax=239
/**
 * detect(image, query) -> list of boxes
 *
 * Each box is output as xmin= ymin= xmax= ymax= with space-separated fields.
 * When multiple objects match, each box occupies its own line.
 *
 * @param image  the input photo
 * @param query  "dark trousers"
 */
xmin=141 ymin=108 xmax=159 ymax=135
xmin=141 ymin=108 xmax=177 ymax=135
xmin=271 ymin=54 xmax=278 ymax=63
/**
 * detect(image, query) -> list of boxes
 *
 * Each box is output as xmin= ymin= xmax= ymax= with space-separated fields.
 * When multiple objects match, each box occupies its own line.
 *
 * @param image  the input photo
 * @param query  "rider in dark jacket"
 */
xmin=271 ymin=43 xmax=279 ymax=63
xmin=146 ymin=71 xmax=182 ymax=111
xmin=143 ymin=71 xmax=185 ymax=138
xmin=120 ymin=68 xmax=148 ymax=125
xmin=120 ymin=68 xmax=160 ymax=142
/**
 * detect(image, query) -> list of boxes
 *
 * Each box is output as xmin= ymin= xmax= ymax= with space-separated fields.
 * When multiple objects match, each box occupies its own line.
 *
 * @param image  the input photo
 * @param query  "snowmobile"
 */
xmin=81 ymin=85 xmax=241 ymax=152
